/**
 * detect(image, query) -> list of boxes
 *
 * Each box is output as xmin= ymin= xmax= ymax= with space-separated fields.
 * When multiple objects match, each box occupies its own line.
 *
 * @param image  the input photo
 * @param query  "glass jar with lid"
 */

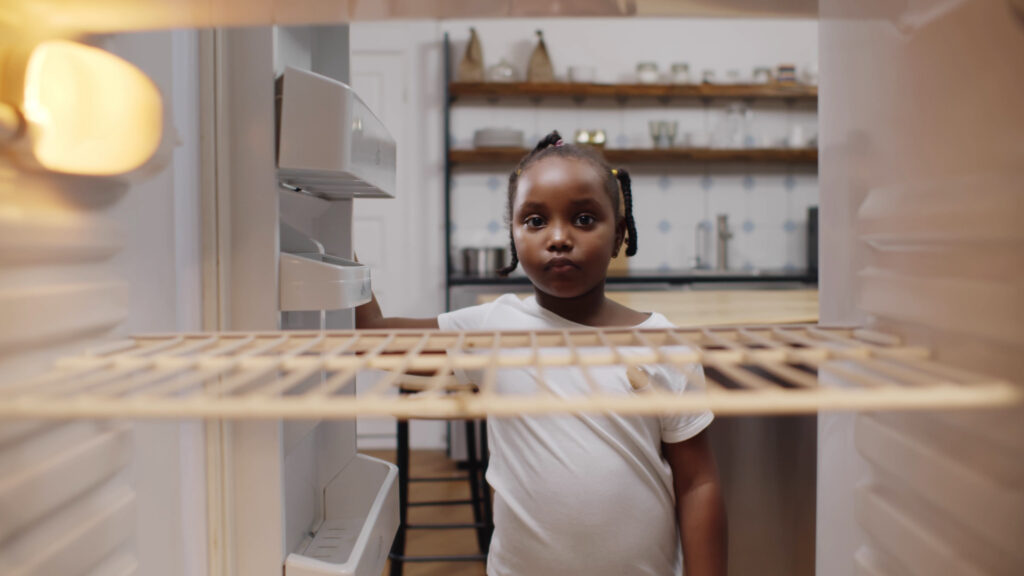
xmin=636 ymin=62 xmax=659 ymax=84
xmin=670 ymin=62 xmax=691 ymax=84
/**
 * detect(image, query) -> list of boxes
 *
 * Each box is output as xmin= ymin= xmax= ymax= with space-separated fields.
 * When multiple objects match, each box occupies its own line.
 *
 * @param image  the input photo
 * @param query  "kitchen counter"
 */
xmin=452 ymin=268 xmax=815 ymax=287
xmin=476 ymin=289 xmax=819 ymax=327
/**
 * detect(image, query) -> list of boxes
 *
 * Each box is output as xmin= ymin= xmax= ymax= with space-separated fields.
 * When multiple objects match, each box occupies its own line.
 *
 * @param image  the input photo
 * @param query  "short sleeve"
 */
xmin=653 ymin=362 xmax=714 ymax=444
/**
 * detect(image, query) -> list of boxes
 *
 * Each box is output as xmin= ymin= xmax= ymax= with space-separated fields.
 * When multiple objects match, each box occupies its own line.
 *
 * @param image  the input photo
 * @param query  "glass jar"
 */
xmin=753 ymin=67 xmax=773 ymax=84
xmin=636 ymin=62 xmax=659 ymax=84
xmin=486 ymin=59 xmax=518 ymax=83
xmin=670 ymin=62 xmax=691 ymax=84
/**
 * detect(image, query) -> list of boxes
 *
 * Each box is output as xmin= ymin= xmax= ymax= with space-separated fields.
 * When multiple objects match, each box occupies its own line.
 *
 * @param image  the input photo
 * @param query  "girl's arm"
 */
xmin=355 ymin=292 xmax=439 ymax=330
xmin=664 ymin=429 xmax=727 ymax=576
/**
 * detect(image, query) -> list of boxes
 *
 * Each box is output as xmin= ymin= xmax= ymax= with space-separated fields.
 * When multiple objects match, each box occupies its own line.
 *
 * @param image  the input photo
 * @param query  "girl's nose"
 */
xmin=547 ymin=223 xmax=573 ymax=251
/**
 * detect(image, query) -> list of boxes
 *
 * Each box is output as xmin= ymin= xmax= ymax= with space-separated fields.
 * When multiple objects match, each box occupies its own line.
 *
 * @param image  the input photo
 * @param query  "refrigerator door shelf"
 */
xmin=285 ymin=454 xmax=399 ymax=576
xmin=280 ymin=252 xmax=371 ymax=311
xmin=278 ymin=66 xmax=396 ymax=199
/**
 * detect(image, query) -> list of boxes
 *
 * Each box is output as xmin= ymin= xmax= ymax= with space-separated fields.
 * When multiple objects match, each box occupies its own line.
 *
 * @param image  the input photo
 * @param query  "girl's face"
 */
xmin=511 ymin=157 xmax=625 ymax=299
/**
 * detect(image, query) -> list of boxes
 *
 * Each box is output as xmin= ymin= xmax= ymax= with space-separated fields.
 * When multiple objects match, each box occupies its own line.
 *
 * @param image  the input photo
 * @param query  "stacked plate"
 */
xmin=473 ymin=128 xmax=525 ymax=149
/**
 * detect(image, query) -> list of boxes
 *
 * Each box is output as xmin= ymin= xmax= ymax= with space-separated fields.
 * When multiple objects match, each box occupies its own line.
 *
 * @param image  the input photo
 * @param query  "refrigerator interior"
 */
xmin=0 ymin=2 xmax=1022 ymax=576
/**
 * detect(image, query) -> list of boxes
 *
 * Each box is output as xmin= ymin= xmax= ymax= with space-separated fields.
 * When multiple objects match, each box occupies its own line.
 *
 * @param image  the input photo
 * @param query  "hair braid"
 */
xmin=615 ymin=169 xmax=638 ymax=256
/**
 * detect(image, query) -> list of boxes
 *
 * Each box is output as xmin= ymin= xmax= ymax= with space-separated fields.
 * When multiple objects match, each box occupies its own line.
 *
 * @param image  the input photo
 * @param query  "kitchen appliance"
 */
xmin=0 ymin=4 xmax=1021 ymax=576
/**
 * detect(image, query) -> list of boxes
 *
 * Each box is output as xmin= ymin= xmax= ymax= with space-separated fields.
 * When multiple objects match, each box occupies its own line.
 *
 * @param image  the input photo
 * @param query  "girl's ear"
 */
xmin=612 ymin=217 xmax=627 ymax=256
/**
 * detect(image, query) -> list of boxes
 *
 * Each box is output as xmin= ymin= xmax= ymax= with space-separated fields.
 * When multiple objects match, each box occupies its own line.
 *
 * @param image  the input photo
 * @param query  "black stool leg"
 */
xmin=479 ymin=419 xmax=493 ymax=547
xmin=464 ymin=420 xmax=487 ymax=553
xmin=389 ymin=418 xmax=410 ymax=576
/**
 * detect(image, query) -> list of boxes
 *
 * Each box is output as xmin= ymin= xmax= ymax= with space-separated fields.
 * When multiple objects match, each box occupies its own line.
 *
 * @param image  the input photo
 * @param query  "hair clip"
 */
xmin=554 ymin=139 xmax=565 ymax=147
xmin=611 ymin=168 xmax=619 ymax=175
xmin=515 ymin=168 xmax=522 ymax=175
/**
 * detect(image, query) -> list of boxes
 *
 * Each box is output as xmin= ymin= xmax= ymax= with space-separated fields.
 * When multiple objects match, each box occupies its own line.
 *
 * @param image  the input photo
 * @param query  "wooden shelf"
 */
xmin=450 ymin=82 xmax=817 ymax=101
xmin=449 ymin=147 xmax=818 ymax=167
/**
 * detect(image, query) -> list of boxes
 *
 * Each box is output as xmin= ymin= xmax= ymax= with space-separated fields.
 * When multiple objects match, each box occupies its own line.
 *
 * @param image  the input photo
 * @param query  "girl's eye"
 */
xmin=575 ymin=214 xmax=596 ymax=226
xmin=525 ymin=216 xmax=545 ymax=228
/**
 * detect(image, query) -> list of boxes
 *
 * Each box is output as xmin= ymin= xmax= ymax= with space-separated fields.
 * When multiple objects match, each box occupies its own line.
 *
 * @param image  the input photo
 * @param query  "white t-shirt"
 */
xmin=438 ymin=294 xmax=714 ymax=576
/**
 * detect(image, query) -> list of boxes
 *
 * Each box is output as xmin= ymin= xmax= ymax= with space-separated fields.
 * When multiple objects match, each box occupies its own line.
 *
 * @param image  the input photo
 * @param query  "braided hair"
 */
xmin=497 ymin=130 xmax=637 ymax=276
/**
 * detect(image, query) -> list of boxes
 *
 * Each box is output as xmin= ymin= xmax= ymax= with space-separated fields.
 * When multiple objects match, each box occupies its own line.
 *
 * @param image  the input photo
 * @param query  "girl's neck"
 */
xmin=533 ymin=281 xmax=609 ymax=326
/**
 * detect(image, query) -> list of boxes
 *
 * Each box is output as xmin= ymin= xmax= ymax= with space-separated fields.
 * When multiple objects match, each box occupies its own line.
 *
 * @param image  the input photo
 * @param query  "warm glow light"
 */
xmin=21 ymin=40 xmax=162 ymax=176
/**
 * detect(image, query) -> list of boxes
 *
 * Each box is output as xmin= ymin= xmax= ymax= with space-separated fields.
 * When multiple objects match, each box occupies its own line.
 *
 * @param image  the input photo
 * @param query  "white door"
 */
xmin=350 ymin=21 xmax=447 ymax=449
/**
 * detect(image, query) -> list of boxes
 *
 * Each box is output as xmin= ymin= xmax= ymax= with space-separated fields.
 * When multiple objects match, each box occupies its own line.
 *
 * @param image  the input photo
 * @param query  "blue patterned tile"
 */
xmin=783 ymin=262 xmax=798 ymax=272
xmin=657 ymin=262 xmax=671 ymax=273
xmin=783 ymin=220 xmax=798 ymax=233
xmin=742 ymin=261 xmax=755 ymax=272
xmin=658 ymin=219 xmax=672 ymax=233
xmin=615 ymin=134 xmax=628 ymax=147
xmin=487 ymin=219 xmax=501 ymax=234
xmin=487 ymin=176 xmax=501 ymax=191
xmin=697 ymin=219 xmax=712 ymax=232
xmin=701 ymin=175 xmax=714 ymax=191
xmin=743 ymin=175 xmax=755 ymax=190
xmin=784 ymin=174 xmax=797 ymax=191
xmin=742 ymin=220 xmax=755 ymax=233
xmin=658 ymin=176 xmax=671 ymax=190
xmin=450 ymin=221 xmax=457 ymax=232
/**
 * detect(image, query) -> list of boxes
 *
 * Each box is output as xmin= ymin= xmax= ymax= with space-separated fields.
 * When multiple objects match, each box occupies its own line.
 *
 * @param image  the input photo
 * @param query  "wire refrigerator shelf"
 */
xmin=0 ymin=326 xmax=1018 ymax=420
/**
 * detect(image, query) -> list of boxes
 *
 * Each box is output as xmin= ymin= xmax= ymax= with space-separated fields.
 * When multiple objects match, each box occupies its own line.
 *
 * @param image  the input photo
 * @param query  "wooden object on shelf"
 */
xmin=457 ymin=28 xmax=484 ymax=82
xmin=449 ymin=147 xmax=818 ymax=166
xmin=526 ymin=30 xmax=555 ymax=83
xmin=449 ymin=81 xmax=818 ymax=101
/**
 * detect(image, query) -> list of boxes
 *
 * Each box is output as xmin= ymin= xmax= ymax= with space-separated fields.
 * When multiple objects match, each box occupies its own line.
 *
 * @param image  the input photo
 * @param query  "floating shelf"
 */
xmin=449 ymin=147 xmax=817 ymax=167
xmin=449 ymin=82 xmax=818 ymax=101
xmin=1 ymin=327 xmax=1017 ymax=421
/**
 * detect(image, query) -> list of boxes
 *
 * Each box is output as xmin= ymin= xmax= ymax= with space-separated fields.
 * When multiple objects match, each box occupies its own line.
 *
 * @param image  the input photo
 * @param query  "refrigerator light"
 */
xmin=10 ymin=40 xmax=163 ymax=176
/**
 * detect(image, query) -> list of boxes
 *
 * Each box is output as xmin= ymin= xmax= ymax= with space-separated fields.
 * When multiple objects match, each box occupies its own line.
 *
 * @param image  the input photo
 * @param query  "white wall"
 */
xmin=444 ymin=18 xmax=819 ymax=273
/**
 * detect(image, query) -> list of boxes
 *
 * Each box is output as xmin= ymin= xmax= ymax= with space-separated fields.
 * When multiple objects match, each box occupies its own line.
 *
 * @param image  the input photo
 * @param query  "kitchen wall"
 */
xmin=444 ymin=18 xmax=819 ymax=272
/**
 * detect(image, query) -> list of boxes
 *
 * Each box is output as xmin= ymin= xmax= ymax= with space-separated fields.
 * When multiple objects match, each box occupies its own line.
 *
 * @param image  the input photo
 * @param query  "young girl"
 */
xmin=356 ymin=131 xmax=727 ymax=576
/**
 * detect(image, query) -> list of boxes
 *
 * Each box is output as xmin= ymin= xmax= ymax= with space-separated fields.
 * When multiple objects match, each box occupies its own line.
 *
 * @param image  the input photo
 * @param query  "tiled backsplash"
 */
xmin=452 ymin=165 xmax=817 ymax=273
xmin=445 ymin=18 xmax=819 ymax=274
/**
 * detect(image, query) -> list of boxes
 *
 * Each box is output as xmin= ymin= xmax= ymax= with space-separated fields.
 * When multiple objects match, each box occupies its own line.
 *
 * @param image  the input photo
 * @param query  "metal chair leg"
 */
xmin=479 ymin=419 xmax=493 ymax=547
xmin=464 ymin=419 xmax=488 ymax=553
xmin=389 ymin=418 xmax=410 ymax=576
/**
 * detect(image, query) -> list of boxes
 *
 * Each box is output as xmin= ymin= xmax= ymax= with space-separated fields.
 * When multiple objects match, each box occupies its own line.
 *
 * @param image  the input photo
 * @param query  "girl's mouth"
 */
xmin=545 ymin=257 xmax=578 ymax=272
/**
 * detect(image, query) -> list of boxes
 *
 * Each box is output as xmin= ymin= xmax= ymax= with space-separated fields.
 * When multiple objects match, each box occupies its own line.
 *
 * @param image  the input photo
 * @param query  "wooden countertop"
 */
xmin=476 ymin=290 xmax=819 ymax=328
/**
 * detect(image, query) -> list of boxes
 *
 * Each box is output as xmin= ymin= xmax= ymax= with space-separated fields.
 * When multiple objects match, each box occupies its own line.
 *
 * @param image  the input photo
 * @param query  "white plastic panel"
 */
xmin=0 ymin=423 xmax=131 ymax=543
xmin=285 ymin=454 xmax=398 ymax=576
xmin=0 ymin=481 xmax=136 ymax=576
xmin=0 ymin=284 xmax=129 ymax=352
xmin=280 ymin=253 xmax=371 ymax=311
xmin=856 ymin=414 xmax=1024 ymax=565
xmin=278 ymin=66 xmax=396 ymax=199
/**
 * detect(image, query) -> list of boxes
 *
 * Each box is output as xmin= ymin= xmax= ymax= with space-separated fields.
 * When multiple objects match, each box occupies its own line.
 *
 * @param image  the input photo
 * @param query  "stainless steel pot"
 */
xmin=461 ymin=247 xmax=507 ymax=276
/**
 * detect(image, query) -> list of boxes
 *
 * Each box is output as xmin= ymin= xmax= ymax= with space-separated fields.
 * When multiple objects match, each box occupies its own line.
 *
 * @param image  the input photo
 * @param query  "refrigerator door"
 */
xmin=818 ymin=2 xmax=1024 ymax=575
